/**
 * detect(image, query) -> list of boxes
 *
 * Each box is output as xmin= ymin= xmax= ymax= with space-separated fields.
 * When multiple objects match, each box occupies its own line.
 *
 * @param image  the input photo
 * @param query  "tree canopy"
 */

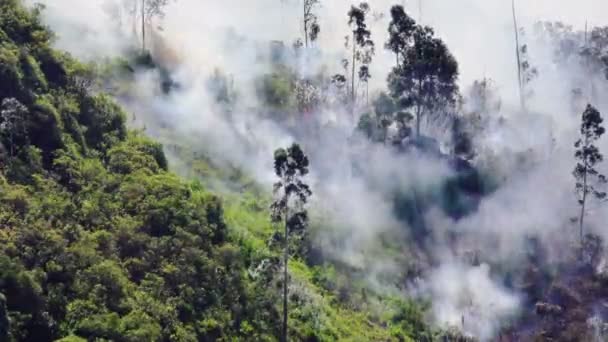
xmin=386 ymin=5 xmax=459 ymax=138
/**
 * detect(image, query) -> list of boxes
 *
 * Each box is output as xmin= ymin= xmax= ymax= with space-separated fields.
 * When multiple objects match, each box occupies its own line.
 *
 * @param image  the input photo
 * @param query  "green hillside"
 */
xmin=0 ymin=1 xmax=433 ymax=341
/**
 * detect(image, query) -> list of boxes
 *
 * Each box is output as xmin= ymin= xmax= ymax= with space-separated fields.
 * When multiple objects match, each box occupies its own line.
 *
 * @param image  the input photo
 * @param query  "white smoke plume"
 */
xmin=28 ymin=0 xmax=608 ymax=339
xmin=418 ymin=262 xmax=520 ymax=341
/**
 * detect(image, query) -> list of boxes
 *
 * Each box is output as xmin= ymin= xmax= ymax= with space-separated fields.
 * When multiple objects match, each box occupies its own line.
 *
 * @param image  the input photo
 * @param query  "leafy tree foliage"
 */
xmin=449 ymin=78 xmax=502 ymax=160
xmin=255 ymin=66 xmax=296 ymax=118
xmin=356 ymin=92 xmax=412 ymax=145
xmin=0 ymin=98 xmax=28 ymax=158
xmin=294 ymin=79 xmax=320 ymax=115
xmin=584 ymin=26 xmax=608 ymax=81
xmin=386 ymin=4 xmax=416 ymax=68
xmin=386 ymin=5 xmax=459 ymax=138
xmin=574 ymin=104 xmax=606 ymax=248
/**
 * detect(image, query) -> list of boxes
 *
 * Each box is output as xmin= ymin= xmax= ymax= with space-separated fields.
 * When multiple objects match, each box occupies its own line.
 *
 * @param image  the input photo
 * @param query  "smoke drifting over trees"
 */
xmin=8 ymin=0 xmax=608 ymax=340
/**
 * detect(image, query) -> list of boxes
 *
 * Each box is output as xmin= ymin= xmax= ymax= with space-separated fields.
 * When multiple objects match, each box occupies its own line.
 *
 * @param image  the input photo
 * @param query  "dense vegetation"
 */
xmin=5 ymin=0 xmax=608 ymax=340
xmin=0 ymin=2 xmax=271 ymax=340
xmin=0 ymin=1 xmax=436 ymax=341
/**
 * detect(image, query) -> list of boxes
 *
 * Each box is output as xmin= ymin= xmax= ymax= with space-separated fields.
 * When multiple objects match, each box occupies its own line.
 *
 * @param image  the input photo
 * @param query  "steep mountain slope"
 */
xmin=0 ymin=2 xmax=435 ymax=341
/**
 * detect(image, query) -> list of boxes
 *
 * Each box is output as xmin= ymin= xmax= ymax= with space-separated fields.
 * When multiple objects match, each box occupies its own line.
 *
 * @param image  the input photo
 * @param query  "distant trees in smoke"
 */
xmin=574 ymin=104 xmax=606 ymax=257
xmin=346 ymin=2 xmax=375 ymax=107
xmin=114 ymin=0 xmax=174 ymax=52
xmin=534 ymin=21 xmax=608 ymax=106
xmin=353 ymin=4 xmax=459 ymax=150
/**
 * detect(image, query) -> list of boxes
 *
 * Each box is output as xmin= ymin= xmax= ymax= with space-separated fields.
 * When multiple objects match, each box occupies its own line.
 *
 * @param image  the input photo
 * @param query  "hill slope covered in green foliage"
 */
xmin=0 ymin=1 xmax=435 ymax=341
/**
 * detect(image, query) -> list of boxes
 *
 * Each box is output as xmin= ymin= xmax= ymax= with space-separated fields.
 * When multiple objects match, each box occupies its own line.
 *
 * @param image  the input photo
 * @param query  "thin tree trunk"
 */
xmin=132 ymin=0 xmax=138 ymax=42
xmin=281 ymin=215 xmax=288 ymax=342
xmin=579 ymin=175 xmax=587 ymax=247
xmin=585 ymin=21 xmax=588 ymax=53
xmin=416 ymin=78 xmax=422 ymax=139
xmin=351 ymin=33 xmax=356 ymax=107
xmin=416 ymin=106 xmax=421 ymax=139
xmin=9 ymin=122 xmax=13 ymax=157
xmin=303 ymin=1 xmax=308 ymax=48
xmin=579 ymin=136 xmax=589 ymax=258
xmin=141 ymin=0 xmax=146 ymax=52
xmin=511 ymin=0 xmax=524 ymax=112
xmin=585 ymin=21 xmax=589 ymax=97
xmin=584 ymin=21 xmax=596 ymax=103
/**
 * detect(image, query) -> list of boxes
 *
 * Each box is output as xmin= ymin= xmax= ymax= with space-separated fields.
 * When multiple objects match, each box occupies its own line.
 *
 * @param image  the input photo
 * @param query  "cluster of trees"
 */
xmin=529 ymin=20 xmax=608 ymax=257
xmin=101 ymin=0 xmax=177 ymax=56
xmin=386 ymin=6 xmax=459 ymax=140
xmin=256 ymin=3 xmax=462 ymax=151
xmin=352 ymin=5 xmax=459 ymax=152
xmin=573 ymin=27 xmax=608 ymax=247
xmin=346 ymin=2 xmax=375 ymax=108
xmin=534 ymin=21 xmax=608 ymax=108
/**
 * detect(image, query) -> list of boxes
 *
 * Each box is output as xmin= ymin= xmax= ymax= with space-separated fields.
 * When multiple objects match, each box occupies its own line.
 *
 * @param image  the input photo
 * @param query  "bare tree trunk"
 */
xmin=511 ymin=0 xmax=524 ymax=112
xmin=416 ymin=106 xmax=421 ymax=139
xmin=281 ymin=215 xmax=288 ymax=342
xmin=584 ymin=21 xmax=597 ymax=103
xmin=303 ymin=1 xmax=308 ymax=48
xmin=131 ymin=0 xmax=138 ymax=43
xmin=141 ymin=0 xmax=146 ymax=52
xmin=416 ymin=79 xmax=422 ymax=139
xmin=579 ymin=172 xmax=587 ymax=249
xmin=579 ymin=135 xmax=589 ymax=259
xmin=351 ymin=33 xmax=356 ymax=111
xmin=9 ymin=122 xmax=13 ymax=157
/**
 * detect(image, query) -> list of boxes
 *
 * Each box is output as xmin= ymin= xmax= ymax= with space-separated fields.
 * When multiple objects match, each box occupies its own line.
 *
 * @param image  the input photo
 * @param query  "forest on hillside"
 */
xmin=1 ymin=0 xmax=608 ymax=341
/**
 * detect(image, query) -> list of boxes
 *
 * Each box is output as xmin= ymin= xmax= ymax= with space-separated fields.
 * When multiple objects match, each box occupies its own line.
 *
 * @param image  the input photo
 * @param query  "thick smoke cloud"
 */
xmin=30 ymin=0 xmax=608 ymax=340
xmin=419 ymin=262 xmax=520 ymax=341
